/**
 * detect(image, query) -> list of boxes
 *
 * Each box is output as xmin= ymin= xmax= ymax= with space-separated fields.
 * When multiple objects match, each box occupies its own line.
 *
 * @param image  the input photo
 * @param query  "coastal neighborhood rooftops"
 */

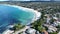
xmin=53 ymin=17 xmax=58 ymax=20
xmin=25 ymin=28 xmax=36 ymax=34
xmin=44 ymin=24 xmax=57 ymax=32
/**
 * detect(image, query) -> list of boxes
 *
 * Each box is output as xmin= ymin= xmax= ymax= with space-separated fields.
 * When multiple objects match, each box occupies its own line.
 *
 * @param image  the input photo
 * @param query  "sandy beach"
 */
xmin=2 ymin=4 xmax=41 ymax=34
xmin=0 ymin=4 xmax=41 ymax=25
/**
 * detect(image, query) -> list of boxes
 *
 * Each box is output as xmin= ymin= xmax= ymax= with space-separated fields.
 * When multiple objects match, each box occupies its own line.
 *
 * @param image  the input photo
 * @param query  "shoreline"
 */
xmin=1 ymin=4 xmax=41 ymax=25
xmin=2 ymin=4 xmax=41 ymax=34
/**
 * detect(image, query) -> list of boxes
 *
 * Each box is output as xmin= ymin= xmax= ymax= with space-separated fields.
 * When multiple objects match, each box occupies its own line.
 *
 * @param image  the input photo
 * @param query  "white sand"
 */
xmin=3 ymin=29 xmax=14 ymax=34
xmin=2 ymin=4 xmax=41 ymax=34
xmin=0 ymin=4 xmax=41 ymax=25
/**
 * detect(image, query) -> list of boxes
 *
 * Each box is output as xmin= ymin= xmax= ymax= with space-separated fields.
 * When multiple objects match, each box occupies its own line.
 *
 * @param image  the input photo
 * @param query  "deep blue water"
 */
xmin=0 ymin=5 xmax=35 ymax=33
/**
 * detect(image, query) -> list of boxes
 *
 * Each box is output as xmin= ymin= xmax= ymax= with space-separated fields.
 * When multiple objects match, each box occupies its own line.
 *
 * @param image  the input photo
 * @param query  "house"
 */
xmin=25 ymin=28 xmax=40 ymax=34
xmin=25 ymin=28 xmax=36 ymax=34
xmin=43 ymin=24 xmax=57 ymax=32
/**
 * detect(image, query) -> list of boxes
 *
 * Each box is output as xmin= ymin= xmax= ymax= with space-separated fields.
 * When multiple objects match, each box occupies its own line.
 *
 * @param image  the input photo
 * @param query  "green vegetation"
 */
xmin=18 ymin=32 xmax=23 ymax=34
xmin=2 ymin=2 xmax=60 ymax=34
xmin=31 ymin=11 xmax=46 ymax=32
xmin=49 ymin=32 xmax=58 ymax=34
xmin=57 ymin=25 xmax=60 ymax=31
xmin=13 ymin=23 xmax=25 ymax=32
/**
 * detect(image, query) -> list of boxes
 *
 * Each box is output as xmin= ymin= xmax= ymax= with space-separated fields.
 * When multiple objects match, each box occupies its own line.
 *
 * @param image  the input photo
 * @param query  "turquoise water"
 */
xmin=0 ymin=5 xmax=35 ymax=33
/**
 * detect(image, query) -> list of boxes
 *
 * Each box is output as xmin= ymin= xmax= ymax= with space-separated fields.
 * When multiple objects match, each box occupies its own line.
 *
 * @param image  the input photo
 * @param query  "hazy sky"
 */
xmin=0 ymin=0 xmax=60 ymax=1
xmin=0 ymin=0 xmax=8 ymax=1
xmin=55 ymin=0 xmax=60 ymax=1
xmin=0 ymin=0 xmax=30 ymax=1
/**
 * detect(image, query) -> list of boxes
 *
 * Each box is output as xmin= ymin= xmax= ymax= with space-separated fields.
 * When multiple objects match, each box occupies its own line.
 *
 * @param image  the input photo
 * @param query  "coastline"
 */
xmin=1 ymin=4 xmax=41 ymax=25
xmin=2 ymin=4 xmax=41 ymax=34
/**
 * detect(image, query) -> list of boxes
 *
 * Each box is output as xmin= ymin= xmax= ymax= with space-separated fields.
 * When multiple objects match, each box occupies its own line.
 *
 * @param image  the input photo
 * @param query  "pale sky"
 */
xmin=0 ymin=0 xmax=8 ymax=1
xmin=0 ymin=0 xmax=60 ymax=1
xmin=0 ymin=0 xmax=30 ymax=1
xmin=55 ymin=0 xmax=60 ymax=1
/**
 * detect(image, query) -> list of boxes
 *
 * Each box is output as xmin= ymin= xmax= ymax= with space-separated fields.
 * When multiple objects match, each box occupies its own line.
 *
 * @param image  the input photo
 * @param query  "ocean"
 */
xmin=0 ymin=5 xmax=35 ymax=33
